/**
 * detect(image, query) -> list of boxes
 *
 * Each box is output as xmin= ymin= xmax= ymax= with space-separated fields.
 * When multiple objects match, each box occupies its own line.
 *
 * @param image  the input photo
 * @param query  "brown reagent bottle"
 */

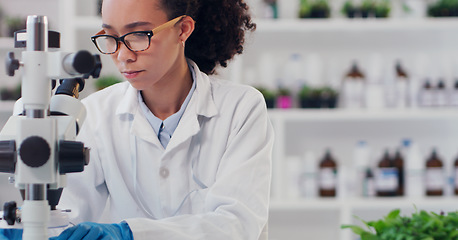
xmin=425 ymin=149 xmax=444 ymax=196
xmin=319 ymin=149 xmax=337 ymax=197
xmin=375 ymin=150 xmax=398 ymax=197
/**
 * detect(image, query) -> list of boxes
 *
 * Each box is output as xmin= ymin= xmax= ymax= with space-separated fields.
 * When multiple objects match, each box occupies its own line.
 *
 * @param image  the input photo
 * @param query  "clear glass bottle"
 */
xmin=364 ymin=167 xmax=375 ymax=197
xmin=436 ymin=79 xmax=448 ymax=107
xmin=420 ymin=79 xmax=434 ymax=107
xmin=454 ymin=156 xmax=458 ymax=195
xmin=425 ymin=149 xmax=444 ymax=196
xmin=342 ymin=61 xmax=366 ymax=108
xmin=353 ymin=140 xmax=370 ymax=197
xmin=395 ymin=61 xmax=409 ymax=108
xmin=318 ymin=149 xmax=338 ymax=197
xmin=451 ymin=79 xmax=458 ymax=107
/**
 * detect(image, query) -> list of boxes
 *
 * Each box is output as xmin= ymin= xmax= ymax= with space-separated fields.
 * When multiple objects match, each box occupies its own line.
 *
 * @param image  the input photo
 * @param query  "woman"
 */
xmin=53 ymin=0 xmax=274 ymax=239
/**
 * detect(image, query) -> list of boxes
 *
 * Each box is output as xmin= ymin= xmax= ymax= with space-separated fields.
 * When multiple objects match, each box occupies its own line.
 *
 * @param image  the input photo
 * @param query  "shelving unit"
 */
xmin=267 ymin=108 xmax=458 ymax=240
xmin=1 ymin=1 xmax=458 ymax=240
xmin=255 ymin=17 xmax=458 ymax=33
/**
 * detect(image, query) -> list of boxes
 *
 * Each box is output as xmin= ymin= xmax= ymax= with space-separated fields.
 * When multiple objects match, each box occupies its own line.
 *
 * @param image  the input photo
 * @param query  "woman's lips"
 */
xmin=122 ymin=70 xmax=144 ymax=79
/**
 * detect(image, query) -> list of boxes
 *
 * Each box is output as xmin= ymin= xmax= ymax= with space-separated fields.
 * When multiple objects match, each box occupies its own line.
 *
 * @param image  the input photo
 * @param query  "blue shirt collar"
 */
xmin=138 ymin=63 xmax=197 ymax=147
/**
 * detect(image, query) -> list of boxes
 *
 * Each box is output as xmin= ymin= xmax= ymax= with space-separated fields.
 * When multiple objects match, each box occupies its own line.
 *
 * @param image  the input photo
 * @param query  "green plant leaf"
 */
xmin=360 ymin=231 xmax=379 ymax=240
xmin=386 ymin=209 xmax=401 ymax=220
xmin=343 ymin=209 xmax=458 ymax=239
xmin=341 ymin=225 xmax=367 ymax=235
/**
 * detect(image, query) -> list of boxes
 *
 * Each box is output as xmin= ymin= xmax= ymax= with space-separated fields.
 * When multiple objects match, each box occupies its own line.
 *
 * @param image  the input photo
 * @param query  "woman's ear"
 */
xmin=179 ymin=16 xmax=195 ymax=43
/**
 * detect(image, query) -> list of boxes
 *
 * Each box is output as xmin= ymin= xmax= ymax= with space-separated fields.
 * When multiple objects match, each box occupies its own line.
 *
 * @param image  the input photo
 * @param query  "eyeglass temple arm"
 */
xmin=94 ymin=29 xmax=105 ymax=36
xmin=152 ymin=15 xmax=187 ymax=35
xmin=93 ymin=15 xmax=188 ymax=36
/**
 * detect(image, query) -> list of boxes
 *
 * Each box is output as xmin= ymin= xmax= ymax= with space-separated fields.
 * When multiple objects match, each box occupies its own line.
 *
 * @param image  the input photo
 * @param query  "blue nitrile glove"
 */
xmin=50 ymin=222 xmax=133 ymax=240
xmin=0 ymin=228 xmax=23 ymax=240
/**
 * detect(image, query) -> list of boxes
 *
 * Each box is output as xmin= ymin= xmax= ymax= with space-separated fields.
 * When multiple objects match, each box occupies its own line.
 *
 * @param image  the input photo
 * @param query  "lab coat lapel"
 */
xmin=116 ymin=84 xmax=162 ymax=146
xmin=131 ymin=106 xmax=162 ymax=146
xmin=164 ymin=61 xmax=218 ymax=151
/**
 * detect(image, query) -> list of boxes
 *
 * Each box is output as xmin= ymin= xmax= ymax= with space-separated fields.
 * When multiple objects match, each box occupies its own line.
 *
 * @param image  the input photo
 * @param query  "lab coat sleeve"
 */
xmin=125 ymin=89 xmax=274 ymax=240
xmin=58 ymin=118 xmax=109 ymax=224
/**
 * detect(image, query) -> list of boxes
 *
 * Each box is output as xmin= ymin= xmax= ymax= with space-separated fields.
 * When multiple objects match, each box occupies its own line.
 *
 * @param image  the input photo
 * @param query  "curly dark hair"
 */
xmin=160 ymin=0 xmax=256 ymax=75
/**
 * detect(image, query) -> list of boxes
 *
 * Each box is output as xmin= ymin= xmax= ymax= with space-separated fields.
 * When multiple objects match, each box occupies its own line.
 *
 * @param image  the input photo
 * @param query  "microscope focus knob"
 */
xmin=59 ymin=140 xmax=90 ymax=174
xmin=6 ymin=52 xmax=20 ymax=77
xmin=3 ymin=201 xmax=18 ymax=226
xmin=0 ymin=140 xmax=16 ymax=173
xmin=19 ymin=136 xmax=51 ymax=168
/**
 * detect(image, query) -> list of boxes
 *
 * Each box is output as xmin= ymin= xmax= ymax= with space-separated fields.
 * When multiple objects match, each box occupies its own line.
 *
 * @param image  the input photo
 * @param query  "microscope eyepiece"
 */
xmin=63 ymin=50 xmax=96 ymax=75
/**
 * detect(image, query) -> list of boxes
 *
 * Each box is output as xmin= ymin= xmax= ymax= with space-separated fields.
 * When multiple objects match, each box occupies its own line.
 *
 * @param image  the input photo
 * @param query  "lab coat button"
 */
xmin=159 ymin=167 xmax=169 ymax=178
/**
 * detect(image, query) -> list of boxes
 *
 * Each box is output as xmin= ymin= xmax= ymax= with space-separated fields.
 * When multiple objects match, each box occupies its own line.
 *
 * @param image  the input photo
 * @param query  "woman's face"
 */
xmin=101 ymin=0 xmax=182 ymax=90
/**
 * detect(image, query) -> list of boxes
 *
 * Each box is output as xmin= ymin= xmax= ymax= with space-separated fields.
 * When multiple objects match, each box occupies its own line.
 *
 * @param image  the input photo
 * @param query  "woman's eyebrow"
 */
xmin=101 ymin=22 xmax=152 ymax=30
xmin=124 ymin=22 xmax=152 ymax=29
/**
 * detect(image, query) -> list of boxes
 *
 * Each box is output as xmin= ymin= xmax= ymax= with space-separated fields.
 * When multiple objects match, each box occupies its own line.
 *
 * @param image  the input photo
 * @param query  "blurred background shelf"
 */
xmin=0 ymin=0 xmax=458 ymax=240
xmin=268 ymin=108 xmax=458 ymax=121
xmin=255 ymin=17 xmax=458 ymax=33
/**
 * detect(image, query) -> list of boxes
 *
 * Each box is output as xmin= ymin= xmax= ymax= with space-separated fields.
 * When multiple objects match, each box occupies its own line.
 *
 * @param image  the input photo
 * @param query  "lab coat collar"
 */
xmin=114 ymin=59 xmax=218 ymax=148
xmin=164 ymin=60 xmax=219 ymax=151
xmin=187 ymin=59 xmax=218 ymax=118
xmin=115 ymin=59 xmax=218 ymax=118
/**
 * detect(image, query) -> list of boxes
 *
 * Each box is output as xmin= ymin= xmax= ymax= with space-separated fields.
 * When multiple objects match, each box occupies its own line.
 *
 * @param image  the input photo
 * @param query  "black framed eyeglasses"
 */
xmin=91 ymin=15 xmax=186 ymax=54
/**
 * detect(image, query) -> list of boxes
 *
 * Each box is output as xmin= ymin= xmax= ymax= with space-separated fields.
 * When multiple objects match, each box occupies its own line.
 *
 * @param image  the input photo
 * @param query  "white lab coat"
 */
xmin=59 ymin=60 xmax=274 ymax=240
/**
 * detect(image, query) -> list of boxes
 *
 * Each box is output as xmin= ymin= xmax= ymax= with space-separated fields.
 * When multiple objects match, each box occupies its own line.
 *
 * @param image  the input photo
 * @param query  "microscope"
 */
xmin=0 ymin=15 xmax=101 ymax=239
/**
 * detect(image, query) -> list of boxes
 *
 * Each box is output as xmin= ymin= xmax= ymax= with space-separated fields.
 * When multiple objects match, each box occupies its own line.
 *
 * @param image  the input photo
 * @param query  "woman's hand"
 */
xmin=50 ymin=222 xmax=133 ymax=240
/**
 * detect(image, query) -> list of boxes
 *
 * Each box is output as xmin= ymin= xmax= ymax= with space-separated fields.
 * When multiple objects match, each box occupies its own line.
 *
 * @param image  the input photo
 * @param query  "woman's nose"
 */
xmin=116 ymin=42 xmax=136 ymax=63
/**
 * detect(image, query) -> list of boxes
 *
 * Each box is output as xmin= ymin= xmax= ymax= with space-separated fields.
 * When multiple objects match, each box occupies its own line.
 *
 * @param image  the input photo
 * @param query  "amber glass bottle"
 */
xmin=375 ymin=150 xmax=398 ymax=197
xmin=425 ymin=149 xmax=444 ymax=196
xmin=393 ymin=149 xmax=404 ymax=196
xmin=318 ymin=149 xmax=337 ymax=197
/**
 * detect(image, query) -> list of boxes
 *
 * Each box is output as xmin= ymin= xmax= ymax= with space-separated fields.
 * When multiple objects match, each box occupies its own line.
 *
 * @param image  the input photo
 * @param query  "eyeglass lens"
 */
xmin=95 ymin=32 xmax=151 ymax=54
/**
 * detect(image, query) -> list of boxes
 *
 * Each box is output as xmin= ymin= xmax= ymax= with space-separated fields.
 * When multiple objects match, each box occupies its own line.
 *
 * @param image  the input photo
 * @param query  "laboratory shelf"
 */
xmin=267 ymin=108 xmax=458 ymax=122
xmin=343 ymin=196 xmax=458 ymax=210
xmin=255 ymin=17 xmax=458 ymax=33
xmin=270 ymin=198 xmax=342 ymax=211
xmin=270 ymin=196 xmax=458 ymax=211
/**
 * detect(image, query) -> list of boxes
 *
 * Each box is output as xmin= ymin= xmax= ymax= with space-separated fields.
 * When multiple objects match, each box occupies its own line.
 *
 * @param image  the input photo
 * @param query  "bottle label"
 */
xmin=375 ymin=168 xmax=398 ymax=191
xmin=319 ymin=168 xmax=337 ymax=190
xmin=425 ymin=168 xmax=444 ymax=190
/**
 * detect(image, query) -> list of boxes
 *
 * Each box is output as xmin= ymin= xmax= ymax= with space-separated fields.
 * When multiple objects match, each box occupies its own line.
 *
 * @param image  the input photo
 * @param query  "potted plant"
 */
xmin=299 ymin=0 xmax=312 ymax=18
xmin=320 ymin=86 xmax=338 ymax=108
xmin=342 ymin=208 xmax=458 ymax=239
xmin=428 ymin=0 xmax=458 ymax=17
xmin=94 ymin=75 xmax=122 ymax=91
xmin=374 ymin=0 xmax=390 ymax=18
xmin=360 ymin=0 xmax=376 ymax=18
xmin=299 ymin=85 xmax=321 ymax=108
xmin=256 ymin=87 xmax=276 ymax=108
xmin=310 ymin=0 xmax=331 ymax=18
xmin=300 ymin=0 xmax=331 ymax=18
xmin=276 ymin=88 xmax=292 ymax=109
xmin=6 ymin=16 xmax=26 ymax=37
xmin=342 ymin=0 xmax=359 ymax=18
xmin=0 ymin=84 xmax=21 ymax=101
